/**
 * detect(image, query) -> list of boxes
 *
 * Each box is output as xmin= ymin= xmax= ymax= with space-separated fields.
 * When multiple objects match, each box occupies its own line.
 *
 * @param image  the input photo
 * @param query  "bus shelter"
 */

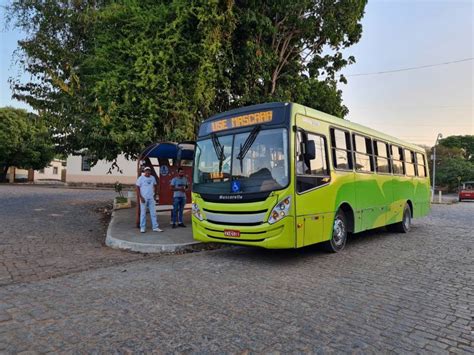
xmin=136 ymin=141 xmax=194 ymax=227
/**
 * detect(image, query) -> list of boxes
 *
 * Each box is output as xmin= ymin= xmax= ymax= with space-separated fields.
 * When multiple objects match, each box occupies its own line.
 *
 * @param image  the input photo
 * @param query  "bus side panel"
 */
xmin=295 ymin=171 xmax=355 ymax=246
xmin=390 ymin=176 xmax=415 ymax=224
xmin=332 ymin=171 xmax=357 ymax=233
xmin=354 ymin=173 xmax=392 ymax=231
xmin=414 ymin=177 xmax=431 ymax=218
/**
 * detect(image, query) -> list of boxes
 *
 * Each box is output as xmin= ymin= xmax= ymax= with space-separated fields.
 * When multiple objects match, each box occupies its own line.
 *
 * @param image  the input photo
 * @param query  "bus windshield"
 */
xmin=193 ymin=128 xmax=289 ymax=194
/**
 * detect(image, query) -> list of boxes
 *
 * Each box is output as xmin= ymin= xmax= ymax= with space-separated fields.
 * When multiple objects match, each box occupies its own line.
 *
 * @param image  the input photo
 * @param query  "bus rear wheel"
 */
xmin=387 ymin=203 xmax=411 ymax=233
xmin=323 ymin=210 xmax=347 ymax=253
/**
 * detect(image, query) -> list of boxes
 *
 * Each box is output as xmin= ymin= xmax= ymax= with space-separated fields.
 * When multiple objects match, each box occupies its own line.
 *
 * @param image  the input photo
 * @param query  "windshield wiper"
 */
xmin=211 ymin=133 xmax=226 ymax=173
xmin=236 ymin=125 xmax=261 ymax=172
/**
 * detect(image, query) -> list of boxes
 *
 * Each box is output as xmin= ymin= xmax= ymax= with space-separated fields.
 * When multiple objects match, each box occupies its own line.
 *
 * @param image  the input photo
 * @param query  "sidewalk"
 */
xmin=106 ymin=206 xmax=214 ymax=254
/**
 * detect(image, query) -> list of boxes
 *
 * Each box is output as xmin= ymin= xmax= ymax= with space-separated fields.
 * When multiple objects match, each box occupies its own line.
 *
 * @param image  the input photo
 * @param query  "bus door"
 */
xmin=294 ymin=116 xmax=332 ymax=247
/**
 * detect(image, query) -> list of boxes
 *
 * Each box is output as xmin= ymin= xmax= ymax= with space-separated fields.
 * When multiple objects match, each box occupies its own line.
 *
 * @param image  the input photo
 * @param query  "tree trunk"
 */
xmin=0 ymin=165 xmax=9 ymax=183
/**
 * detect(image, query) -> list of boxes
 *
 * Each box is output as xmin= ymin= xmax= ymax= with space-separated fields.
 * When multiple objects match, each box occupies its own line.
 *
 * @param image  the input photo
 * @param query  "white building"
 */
xmin=6 ymin=159 xmax=65 ymax=182
xmin=66 ymin=154 xmax=137 ymax=185
xmin=35 ymin=159 xmax=65 ymax=181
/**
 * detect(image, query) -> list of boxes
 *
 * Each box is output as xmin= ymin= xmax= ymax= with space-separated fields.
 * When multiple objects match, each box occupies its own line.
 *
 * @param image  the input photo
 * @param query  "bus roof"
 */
xmin=204 ymin=102 xmax=425 ymax=153
xmin=297 ymin=103 xmax=426 ymax=153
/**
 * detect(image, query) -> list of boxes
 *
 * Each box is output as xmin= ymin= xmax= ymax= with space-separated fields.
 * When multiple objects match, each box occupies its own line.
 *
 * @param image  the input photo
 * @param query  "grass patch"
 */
xmin=115 ymin=196 xmax=128 ymax=204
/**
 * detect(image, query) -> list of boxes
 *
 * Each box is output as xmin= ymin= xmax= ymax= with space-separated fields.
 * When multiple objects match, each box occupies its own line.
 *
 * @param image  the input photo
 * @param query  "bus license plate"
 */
xmin=224 ymin=229 xmax=240 ymax=237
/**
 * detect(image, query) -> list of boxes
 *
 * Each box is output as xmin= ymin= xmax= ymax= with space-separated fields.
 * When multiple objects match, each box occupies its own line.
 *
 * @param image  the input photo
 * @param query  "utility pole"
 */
xmin=432 ymin=133 xmax=443 ymax=202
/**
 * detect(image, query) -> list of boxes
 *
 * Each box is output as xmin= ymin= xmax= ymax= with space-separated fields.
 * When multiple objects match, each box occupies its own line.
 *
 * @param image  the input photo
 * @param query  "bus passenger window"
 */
xmin=416 ymin=153 xmax=427 ymax=177
xmin=405 ymin=149 xmax=416 ymax=177
xmin=391 ymin=145 xmax=405 ymax=175
xmin=330 ymin=128 xmax=353 ymax=170
xmin=296 ymin=131 xmax=330 ymax=193
xmin=353 ymin=134 xmax=374 ymax=173
xmin=374 ymin=141 xmax=390 ymax=173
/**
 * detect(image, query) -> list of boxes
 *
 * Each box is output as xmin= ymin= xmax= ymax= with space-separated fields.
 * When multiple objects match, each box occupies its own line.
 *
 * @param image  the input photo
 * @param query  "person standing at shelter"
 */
xmin=170 ymin=167 xmax=188 ymax=228
xmin=136 ymin=167 xmax=163 ymax=233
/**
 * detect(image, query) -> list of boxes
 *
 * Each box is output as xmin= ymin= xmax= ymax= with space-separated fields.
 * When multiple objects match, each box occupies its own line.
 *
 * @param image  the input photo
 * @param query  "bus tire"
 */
xmin=387 ymin=203 xmax=411 ymax=233
xmin=323 ymin=210 xmax=347 ymax=253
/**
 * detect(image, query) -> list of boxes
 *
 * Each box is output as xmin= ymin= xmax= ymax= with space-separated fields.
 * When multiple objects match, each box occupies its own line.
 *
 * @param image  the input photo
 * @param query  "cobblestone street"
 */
xmin=0 ymin=186 xmax=473 ymax=353
xmin=0 ymin=185 xmax=147 ymax=286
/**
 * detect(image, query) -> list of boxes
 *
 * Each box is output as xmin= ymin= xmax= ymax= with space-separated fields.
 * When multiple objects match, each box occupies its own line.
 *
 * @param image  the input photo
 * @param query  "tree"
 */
xmin=0 ymin=107 xmax=55 ymax=182
xmin=439 ymin=135 xmax=474 ymax=162
xmin=429 ymin=135 xmax=474 ymax=191
xmin=7 ymin=0 xmax=367 ymax=162
xmin=218 ymin=0 xmax=367 ymax=117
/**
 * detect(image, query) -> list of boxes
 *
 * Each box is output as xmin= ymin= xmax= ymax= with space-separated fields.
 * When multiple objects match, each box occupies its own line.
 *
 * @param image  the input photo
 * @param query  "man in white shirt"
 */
xmin=136 ymin=167 xmax=163 ymax=233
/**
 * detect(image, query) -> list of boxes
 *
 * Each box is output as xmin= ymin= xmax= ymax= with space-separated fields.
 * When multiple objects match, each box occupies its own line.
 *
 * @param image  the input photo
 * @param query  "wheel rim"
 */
xmin=403 ymin=210 xmax=411 ymax=230
xmin=333 ymin=217 xmax=345 ymax=247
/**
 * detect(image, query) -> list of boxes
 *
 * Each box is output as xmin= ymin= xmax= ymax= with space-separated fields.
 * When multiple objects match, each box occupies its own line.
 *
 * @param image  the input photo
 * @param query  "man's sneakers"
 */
xmin=141 ymin=228 xmax=163 ymax=233
xmin=178 ymin=223 xmax=186 ymax=228
xmin=172 ymin=224 xmax=177 ymax=229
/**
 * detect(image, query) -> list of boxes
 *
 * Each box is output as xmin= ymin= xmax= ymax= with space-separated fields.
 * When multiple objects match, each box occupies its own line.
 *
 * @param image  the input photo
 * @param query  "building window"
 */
xmin=391 ymin=145 xmax=405 ymax=175
xmin=330 ymin=128 xmax=353 ymax=170
xmin=416 ymin=152 xmax=426 ymax=177
xmin=374 ymin=140 xmax=391 ymax=174
xmin=81 ymin=156 xmax=91 ymax=172
xmin=296 ymin=131 xmax=330 ymax=193
xmin=39 ymin=169 xmax=45 ymax=174
xmin=352 ymin=134 xmax=374 ymax=173
xmin=53 ymin=167 xmax=58 ymax=175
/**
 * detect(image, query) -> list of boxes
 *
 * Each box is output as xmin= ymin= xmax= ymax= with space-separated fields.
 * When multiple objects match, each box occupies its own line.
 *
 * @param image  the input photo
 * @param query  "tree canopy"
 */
xmin=0 ymin=107 xmax=55 ymax=182
xmin=7 ymin=0 xmax=367 ymax=162
xmin=439 ymin=135 xmax=474 ymax=162
xmin=430 ymin=135 xmax=474 ymax=191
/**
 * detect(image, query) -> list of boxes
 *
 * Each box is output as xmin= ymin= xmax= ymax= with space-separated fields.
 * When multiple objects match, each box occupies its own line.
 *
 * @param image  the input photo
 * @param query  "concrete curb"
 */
xmin=105 ymin=210 xmax=211 ymax=254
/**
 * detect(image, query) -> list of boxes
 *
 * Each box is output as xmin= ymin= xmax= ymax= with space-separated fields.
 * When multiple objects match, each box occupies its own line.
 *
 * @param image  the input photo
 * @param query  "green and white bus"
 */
xmin=191 ymin=102 xmax=430 ymax=251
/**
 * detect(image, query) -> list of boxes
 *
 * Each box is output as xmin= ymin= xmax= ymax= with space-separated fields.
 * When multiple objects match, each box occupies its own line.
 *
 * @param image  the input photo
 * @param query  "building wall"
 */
xmin=34 ymin=159 xmax=65 ymax=181
xmin=6 ymin=167 xmax=28 ymax=182
xmin=66 ymin=154 xmax=137 ymax=185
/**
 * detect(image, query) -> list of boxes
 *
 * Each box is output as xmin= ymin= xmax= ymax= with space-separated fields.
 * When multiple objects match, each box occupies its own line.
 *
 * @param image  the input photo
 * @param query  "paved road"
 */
xmin=0 ymin=185 xmax=147 ymax=286
xmin=0 ymin=186 xmax=473 ymax=353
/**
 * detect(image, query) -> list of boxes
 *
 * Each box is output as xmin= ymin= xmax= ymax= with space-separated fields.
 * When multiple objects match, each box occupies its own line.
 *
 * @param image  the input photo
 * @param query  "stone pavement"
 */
xmin=1 ymin=195 xmax=473 ymax=353
xmin=0 ymin=185 xmax=150 ymax=286
xmin=106 ymin=206 xmax=210 ymax=253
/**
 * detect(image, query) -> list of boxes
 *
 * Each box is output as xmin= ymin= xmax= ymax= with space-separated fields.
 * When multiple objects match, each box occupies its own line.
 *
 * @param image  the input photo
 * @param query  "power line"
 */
xmin=347 ymin=58 xmax=473 ymax=77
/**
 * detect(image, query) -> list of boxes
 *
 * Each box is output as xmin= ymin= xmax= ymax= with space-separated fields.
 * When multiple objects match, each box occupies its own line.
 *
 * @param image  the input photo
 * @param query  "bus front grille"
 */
xmin=203 ymin=209 xmax=268 ymax=225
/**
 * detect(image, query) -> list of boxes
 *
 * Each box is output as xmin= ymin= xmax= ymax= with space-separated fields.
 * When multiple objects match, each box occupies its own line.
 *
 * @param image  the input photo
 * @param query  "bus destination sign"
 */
xmin=210 ymin=110 xmax=273 ymax=133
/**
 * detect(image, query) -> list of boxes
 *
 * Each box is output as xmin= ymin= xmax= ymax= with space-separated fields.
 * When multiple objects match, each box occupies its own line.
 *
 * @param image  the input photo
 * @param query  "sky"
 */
xmin=1 ymin=0 xmax=473 ymax=147
xmin=340 ymin=0 xmax=473 ymax=146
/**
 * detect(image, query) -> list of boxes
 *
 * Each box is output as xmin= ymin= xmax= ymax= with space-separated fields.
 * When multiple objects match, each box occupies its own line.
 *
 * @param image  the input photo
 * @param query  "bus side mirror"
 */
xmin=305 ymin=140 xmax=316 ymax=160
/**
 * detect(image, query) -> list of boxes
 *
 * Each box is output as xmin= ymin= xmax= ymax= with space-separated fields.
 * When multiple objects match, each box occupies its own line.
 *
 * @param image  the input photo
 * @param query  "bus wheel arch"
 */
xmin=323 ymin=203 xmax=353 ymax=253
xmin=338 ymin=202 xmax=354 ymax=233
xmin=387 ymin=201 xmax=412 ymax=233
xmin=406 ymin=200 xmax=413 ymax=217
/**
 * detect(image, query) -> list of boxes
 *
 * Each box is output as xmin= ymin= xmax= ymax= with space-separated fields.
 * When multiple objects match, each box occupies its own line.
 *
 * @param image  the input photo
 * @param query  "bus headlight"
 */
xmin=192 ymin=203 xmax=204 ymax=221
xmin=268 ymin=196 xmax=291 ymax=224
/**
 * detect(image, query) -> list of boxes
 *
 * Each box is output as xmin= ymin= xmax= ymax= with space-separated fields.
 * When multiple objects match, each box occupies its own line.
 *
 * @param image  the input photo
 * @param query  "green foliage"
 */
xmin=115 ymin=196 xmax=128 ymax=203
xmin=439 ymin=135 xmax=474 ymax=162
xmin=8 ymin=0 xmax=367 ymax=161
xmin=0 ymin=107 xmax=55 ymax=182
xmin=431 ymin=135 xmax=474 ymax=191
xmin=220 ymin=0 xmax=367 ymax=117
xmin=114 ymin=181 xmax=124 ymax=198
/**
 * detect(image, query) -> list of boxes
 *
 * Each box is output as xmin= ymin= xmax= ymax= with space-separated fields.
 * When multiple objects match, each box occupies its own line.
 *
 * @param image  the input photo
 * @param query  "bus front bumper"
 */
xmin=192 ymin=216 xmax=296 ymax=249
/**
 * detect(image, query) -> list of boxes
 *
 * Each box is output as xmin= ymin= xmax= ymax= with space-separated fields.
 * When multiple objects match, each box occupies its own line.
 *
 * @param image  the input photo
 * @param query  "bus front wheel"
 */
xmin=324 ymin=210 xmax=347 ymax=253
xmin=387 ymin=203 xmax=411 ymax=233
